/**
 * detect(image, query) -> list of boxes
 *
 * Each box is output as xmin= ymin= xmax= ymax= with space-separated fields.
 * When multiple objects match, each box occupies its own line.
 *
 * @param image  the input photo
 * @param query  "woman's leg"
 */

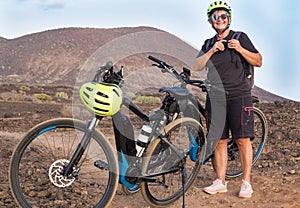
xmin=213 ymin=139 xmax=229 ymax=181
xmin=236 ymin=138 xmax=253 ymax=182
xmin=203 ymin=139 xmax=229 ymax=194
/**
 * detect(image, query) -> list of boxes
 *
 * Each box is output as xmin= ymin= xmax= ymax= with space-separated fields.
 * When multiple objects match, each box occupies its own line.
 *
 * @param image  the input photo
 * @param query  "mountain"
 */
xmin=0 ymin=26 xmax=287 ymax=102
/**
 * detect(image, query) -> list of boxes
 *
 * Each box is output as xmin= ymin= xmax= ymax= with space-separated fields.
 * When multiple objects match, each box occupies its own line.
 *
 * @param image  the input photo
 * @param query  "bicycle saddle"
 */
xmin=159 ymin=86 xmax=190 ymax=99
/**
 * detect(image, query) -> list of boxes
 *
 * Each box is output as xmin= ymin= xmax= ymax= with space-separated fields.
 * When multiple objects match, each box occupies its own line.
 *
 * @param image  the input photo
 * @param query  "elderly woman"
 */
xmin=194 ymin=1 xmax=262 ymax=198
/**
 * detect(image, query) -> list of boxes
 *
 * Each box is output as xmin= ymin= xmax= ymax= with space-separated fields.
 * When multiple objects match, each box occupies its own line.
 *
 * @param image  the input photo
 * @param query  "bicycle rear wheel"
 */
xmin=224 ymin=107 xmax=268 ymax=178
xmin=140 ymin=118 xmax=206 ymax=207
xmin=9 ymin=118 xmax=118 ymax=208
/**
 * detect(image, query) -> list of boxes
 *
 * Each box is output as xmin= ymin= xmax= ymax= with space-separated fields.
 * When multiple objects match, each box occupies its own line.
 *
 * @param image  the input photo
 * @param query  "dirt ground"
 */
xmin=0 ymin=100 xmax=299 ymax=208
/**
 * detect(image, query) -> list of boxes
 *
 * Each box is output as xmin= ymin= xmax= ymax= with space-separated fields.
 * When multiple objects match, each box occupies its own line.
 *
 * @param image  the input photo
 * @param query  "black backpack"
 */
xmin=205 ymin=31 xmax=255 ymax=88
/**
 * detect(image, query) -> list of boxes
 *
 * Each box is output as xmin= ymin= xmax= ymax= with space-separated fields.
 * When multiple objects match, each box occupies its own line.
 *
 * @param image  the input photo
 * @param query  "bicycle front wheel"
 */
xmin=140 ymin=117 xmax=206 ymax=207
xmin=225 ymin=107 xmax=268 ymax=178
xmin=9 ymin=118 xmax=118 ymax=208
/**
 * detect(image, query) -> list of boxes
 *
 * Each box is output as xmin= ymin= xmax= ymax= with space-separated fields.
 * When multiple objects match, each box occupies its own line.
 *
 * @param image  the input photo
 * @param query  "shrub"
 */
xmin=135 ymin=96 xmax=160 ymax=104
xmin=55 ymin=91 xmax=69 ymax=99
xmin=33 ymin=93 xmax=52 ymax=101
xmin=20 ymin=85 xmax=30 ymax=91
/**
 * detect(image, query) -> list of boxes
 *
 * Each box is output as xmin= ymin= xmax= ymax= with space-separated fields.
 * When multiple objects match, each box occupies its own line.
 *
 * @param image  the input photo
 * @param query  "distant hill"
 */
xmin=0 ymin=37 xmax=7 ymax=45
xmin=0 ymin=26 xmax=287 ymax=102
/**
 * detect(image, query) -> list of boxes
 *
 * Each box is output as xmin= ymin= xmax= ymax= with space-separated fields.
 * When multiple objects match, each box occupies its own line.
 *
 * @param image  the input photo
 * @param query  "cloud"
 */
xmin=18 ymin=0 xmax=98 ymax=10
xmin=18 ymin=0 xmax=70 ymax=10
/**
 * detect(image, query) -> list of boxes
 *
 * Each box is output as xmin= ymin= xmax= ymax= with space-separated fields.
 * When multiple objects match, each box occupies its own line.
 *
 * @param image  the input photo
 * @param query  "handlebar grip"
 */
xmin=148 ymin=55 xmax=170 ymax=68
xmin=148 ymin=55 xmax=162 ymax=64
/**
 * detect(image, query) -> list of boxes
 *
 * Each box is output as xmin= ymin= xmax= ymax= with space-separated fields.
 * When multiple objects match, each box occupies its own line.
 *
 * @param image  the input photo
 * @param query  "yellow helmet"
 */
xmin=80 ymin=82 xmax=122 ymax=116
xmin=207 ymin=1 xmax=232 ymax=19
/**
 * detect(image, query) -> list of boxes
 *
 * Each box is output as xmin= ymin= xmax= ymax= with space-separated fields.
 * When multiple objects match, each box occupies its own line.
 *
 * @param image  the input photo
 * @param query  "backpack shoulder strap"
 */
xmin=232 ymin=31 xmax=242 ymax=40
xmin=232 ymin=31 xmax=255 ymax=88
xmin=205 ymin=35 xmax=217 ymax=51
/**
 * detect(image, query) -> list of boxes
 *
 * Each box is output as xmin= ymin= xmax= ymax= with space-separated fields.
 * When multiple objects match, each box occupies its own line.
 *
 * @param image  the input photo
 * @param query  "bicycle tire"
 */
xmin=214 ymin=107 xmax=268 ymax=178
xmin=140 ymin=117 xmax=206 ymax=207
xmin=9 ymin=118 xmax=118 ymax=208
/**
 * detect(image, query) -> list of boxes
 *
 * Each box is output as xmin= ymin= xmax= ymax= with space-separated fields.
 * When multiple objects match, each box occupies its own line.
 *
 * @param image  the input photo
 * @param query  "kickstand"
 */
xmin=181 ymin=167 xmax=186 ymax=208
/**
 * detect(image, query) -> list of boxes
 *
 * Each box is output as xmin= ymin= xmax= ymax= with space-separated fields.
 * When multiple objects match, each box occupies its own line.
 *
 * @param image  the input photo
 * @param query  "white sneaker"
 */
xmin=203 ymin=179 xmax=228 ymax=194
xmin=239 ymin=180 xmax=253 ymax=198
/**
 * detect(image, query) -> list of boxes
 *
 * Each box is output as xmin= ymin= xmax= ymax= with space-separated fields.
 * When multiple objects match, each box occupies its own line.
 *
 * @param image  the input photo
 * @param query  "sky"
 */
xmin=0 ymin=0 xmax=299 ymax=101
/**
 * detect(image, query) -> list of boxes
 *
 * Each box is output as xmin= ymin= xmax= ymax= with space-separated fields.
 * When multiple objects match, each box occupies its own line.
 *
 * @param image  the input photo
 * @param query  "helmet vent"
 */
xmin=82 ymin=97 xmax=89 ymax=105
xmin=83 ymin=91 xmax=90 ymax=98
xmin=94 ymin=107 xmax=109 ymax=113
xmin=95 ymin=99 xmax=109 ymax=106
xmin=86 ymin=86 xmax=93 ymax=91
xmin=97 ymin=91 xmax=109 ymax=98
xmin=113 ymin=89 xmax=121 ymax=97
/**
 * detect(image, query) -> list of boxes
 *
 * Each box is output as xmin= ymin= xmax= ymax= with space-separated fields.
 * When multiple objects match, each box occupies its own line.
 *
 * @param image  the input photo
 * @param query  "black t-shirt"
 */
xmin=198 ymin=30 xmax=259 ymax=100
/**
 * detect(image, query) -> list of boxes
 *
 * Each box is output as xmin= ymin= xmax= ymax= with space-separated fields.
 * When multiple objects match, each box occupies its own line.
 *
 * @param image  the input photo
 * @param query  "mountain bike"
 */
xmin=9 ymin=61 xmax=207 ymax=208
xmin=148 ymin=55 xmax=268 ymax=178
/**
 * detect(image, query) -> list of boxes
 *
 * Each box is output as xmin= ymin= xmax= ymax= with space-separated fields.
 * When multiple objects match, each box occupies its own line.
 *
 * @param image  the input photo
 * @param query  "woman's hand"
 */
xmin=211 ymin=40 xmax=227 ymax=53
xmin=228 ymin=39 xmax=262 ymax=67
xmin=228 ymin=39 xmax=242 ymax=52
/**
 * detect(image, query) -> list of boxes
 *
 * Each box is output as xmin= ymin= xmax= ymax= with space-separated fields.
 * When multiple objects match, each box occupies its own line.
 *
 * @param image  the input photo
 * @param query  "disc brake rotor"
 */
xmin=48 ymin=159 xmax=76 ymax=187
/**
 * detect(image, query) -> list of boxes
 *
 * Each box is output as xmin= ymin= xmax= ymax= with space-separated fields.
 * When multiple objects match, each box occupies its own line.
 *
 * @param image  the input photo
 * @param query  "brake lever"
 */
xmin=117 ymin=66 xmax=124 ymax=78
xmin=152 ymin=63 xmax=163 ymax=68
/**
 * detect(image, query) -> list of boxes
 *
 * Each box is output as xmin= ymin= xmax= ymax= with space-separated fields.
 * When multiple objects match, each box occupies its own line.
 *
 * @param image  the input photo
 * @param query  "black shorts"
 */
xmin=205 ymin=96 xmax=254 ymax=140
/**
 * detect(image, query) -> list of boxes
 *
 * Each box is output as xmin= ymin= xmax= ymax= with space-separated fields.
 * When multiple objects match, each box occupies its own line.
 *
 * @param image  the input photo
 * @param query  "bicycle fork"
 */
xmin=62 ymin=116 xmax=101 ymax=177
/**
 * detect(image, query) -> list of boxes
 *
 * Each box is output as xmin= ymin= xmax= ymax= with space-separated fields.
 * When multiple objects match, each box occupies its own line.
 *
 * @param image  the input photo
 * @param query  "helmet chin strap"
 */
xmin=216 ymin=27 xmax=230 ymax=37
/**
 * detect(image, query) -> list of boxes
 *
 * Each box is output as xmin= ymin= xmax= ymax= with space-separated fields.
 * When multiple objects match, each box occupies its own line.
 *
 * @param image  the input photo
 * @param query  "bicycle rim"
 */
xmin=9 ymin=118 xmax=118 ymax=208
xmin=225 ymin=107 xmax=268 ymax=178
xmin=141 ymin=118 xmax=206 ymax=207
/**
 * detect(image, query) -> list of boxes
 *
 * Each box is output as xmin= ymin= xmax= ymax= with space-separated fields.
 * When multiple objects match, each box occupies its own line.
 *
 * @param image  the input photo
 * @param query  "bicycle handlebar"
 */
xmin=148 ymin=55 xmax=184 ymax=84
xmin=148 ymin=55 xmax=228 ymax=95
xmin=148 ymin=55 xmax=170 ymax=68
xmin=93 ymin=61 xmax=123 ymax=85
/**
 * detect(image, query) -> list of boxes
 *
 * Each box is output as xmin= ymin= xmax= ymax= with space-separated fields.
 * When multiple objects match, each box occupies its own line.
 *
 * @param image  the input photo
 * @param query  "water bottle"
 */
xmin=136 ymin=124 xmax=152 ymax=157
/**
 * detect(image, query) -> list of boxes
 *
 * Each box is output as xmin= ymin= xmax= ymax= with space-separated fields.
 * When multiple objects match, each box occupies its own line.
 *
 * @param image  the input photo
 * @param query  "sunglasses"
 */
xmin=211 ymin=13 xmax=229 ymax=21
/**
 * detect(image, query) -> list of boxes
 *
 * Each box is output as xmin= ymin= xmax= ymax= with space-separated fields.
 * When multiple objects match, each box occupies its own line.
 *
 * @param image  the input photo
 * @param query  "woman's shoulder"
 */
xmin=231 ymin=30 xmax=258 ymax=52
xmin=230 ymin=30 xmax=247 ymax=38
xmin=201 ymin=35 xmax=217 ymax=51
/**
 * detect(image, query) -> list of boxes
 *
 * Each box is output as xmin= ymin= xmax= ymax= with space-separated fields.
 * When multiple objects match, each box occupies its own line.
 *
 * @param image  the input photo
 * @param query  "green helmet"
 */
xmin=207 ymin=1 xmax=232 ymax=19
xmin=80 ymin=82 xmax=122 ymax=116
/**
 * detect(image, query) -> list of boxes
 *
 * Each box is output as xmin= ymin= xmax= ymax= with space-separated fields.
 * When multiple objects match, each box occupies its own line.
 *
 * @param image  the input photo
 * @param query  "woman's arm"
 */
xmin=193 ymin=49 xmax=214 ymax=71
xmin=228 ymin=39 xmax=262 ymax=67
xmin=193 ymin=40 xmax=227 ymax=71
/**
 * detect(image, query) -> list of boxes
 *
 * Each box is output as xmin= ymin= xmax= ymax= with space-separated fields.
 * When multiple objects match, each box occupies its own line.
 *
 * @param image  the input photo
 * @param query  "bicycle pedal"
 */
xmin=94 ymin=160 xmax=109 ymax=170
